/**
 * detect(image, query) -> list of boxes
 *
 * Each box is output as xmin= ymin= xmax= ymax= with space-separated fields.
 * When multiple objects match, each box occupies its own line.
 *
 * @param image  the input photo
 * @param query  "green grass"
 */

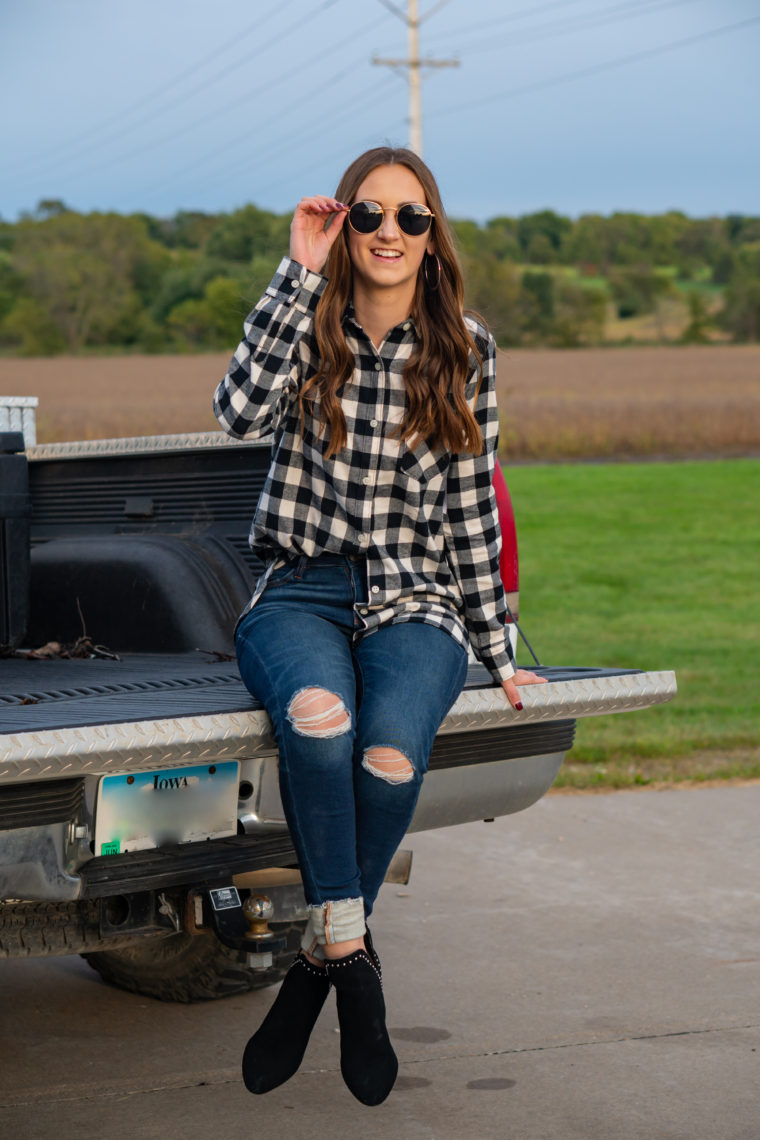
xmin=503 ymin=459 xmax=760 ymax=787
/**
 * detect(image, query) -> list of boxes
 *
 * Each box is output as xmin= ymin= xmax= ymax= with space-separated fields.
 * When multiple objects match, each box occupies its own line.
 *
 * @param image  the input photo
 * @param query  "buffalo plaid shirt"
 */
xmin=213 ymin=257 xmax=515 ymax=683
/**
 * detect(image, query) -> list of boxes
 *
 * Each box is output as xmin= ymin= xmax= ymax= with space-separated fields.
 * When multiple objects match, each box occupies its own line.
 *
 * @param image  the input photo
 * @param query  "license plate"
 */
xmin=94 ymin=761 xmax=240 ymax=856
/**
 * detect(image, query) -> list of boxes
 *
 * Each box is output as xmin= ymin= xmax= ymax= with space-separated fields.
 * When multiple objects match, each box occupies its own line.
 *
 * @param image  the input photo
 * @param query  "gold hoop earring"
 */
xmin=423 ymin=253 xmax=441 ymax=291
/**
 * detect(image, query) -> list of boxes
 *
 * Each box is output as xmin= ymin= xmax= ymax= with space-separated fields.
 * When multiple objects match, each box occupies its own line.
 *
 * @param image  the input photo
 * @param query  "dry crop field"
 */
xmin=494 ymin=344 xmax=760 ymax=461
xmin=1 ymin=344 xmax=758 ymax=460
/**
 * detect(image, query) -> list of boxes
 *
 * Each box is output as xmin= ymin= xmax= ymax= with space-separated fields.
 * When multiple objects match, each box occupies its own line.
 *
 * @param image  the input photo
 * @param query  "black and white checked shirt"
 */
xmin=213 ymin=257 xmax=515 ymax=683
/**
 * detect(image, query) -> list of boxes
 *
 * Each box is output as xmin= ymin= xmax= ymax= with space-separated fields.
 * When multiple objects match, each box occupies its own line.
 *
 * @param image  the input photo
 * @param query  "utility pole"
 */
xmin=372 ymin=0 xmax=459 ymax=157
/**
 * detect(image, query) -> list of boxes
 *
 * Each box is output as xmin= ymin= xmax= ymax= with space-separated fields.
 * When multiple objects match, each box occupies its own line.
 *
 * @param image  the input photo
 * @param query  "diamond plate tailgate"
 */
xmin=0 ymin=670 xmax=676 ymax=784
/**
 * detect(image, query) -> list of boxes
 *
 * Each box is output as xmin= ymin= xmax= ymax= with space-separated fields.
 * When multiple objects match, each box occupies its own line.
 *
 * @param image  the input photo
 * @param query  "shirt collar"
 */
xmin=342 ymin=303 xmax=418 ymax=340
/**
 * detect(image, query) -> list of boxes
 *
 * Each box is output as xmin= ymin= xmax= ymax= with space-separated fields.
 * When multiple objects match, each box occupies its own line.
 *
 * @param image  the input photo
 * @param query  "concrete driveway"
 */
xmin=1 ymin=783 xmax=758 ymax=1140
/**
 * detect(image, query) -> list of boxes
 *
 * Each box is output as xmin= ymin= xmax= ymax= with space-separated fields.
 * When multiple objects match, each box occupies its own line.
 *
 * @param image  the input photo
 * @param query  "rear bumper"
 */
xmin=0 ymin=670 xmax=676 ymax=901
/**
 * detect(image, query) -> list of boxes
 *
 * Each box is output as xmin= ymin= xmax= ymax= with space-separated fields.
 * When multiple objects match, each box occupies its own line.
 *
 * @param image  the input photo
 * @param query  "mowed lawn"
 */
xmin=504 ymin=458 xmax=759 ymax=787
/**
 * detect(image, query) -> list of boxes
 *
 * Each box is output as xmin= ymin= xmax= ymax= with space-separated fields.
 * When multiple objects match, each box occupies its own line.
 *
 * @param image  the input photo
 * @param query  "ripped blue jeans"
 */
xmin=235 ymin=554 xmax=468 ymax=954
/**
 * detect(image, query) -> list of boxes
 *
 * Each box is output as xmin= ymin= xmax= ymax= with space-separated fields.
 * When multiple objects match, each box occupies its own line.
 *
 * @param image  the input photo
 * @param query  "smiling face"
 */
xmin=346 ymin=163 xmax=435 ymax=301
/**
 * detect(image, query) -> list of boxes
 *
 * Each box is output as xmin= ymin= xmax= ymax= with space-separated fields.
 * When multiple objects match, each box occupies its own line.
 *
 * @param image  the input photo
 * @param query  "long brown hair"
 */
xmin=299 ymin=147 xmax=484 ymax=459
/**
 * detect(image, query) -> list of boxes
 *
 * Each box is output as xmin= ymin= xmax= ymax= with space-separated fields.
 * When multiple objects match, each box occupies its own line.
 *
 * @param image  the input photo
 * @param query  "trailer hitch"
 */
xmin=202 ymin=886 xmax=286 ymax=970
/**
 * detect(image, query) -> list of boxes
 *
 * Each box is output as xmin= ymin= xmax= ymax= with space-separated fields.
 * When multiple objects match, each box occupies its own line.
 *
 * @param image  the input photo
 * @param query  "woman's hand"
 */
xmin=501 ymin=668 xmax=548 ymax=710
xmin=290 ymin=196 xmax=349 ymax=274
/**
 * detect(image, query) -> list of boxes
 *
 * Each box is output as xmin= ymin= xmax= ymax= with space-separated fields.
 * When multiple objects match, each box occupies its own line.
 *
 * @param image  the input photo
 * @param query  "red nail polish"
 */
xmin=515 ymin=701 xmax=523 ymax=710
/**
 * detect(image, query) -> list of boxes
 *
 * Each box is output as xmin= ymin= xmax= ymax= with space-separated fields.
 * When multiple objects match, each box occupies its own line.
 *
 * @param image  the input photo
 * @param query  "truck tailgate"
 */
xmin=0 ymin=659 xmax=676 ymax=781
xmin=0 ymin=660 xmax=676 ymax=896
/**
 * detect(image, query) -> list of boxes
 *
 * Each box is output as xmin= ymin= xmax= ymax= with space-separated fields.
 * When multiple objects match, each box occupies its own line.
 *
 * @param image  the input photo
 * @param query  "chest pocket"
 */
xmin=396 ymin=439 xmax=450 ymax=485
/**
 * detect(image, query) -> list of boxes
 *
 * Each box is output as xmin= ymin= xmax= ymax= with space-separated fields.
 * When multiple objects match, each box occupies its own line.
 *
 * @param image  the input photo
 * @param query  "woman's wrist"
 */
xmin=291 ymin=252 xmax=325 ymax=275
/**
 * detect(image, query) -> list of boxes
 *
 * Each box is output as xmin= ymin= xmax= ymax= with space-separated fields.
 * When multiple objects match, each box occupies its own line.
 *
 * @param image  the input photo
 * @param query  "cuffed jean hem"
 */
xmin=300 ymin=897 xmax=366 ymax=959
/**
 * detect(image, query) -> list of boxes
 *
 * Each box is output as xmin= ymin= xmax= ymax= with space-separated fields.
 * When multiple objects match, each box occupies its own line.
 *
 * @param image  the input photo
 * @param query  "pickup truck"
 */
xmin=0 ymin=427 xmax=676 ymax=1001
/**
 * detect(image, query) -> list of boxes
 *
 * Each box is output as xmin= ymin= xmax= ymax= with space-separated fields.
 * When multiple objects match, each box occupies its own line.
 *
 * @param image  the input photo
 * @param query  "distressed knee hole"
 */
xmin=362 ymin=747 xmax=414 ymax=785
xmin=287 ymin=687 xmax=351 ymax=738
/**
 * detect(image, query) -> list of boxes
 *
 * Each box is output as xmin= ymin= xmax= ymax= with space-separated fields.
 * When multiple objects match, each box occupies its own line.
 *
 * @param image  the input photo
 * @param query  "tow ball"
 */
xmin=202 ymin=886 xmax=286 ymax=970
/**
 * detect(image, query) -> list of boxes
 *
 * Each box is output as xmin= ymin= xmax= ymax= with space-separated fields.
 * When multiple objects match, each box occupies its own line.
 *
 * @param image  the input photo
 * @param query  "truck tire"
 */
xmin=0 ymin=899 xmax=145 ymax=958
xmin=82 ymin=918 xmax=307 ymax=1003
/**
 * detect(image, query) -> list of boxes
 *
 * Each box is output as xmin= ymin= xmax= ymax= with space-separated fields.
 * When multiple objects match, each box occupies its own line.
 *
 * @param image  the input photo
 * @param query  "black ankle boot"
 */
xmin=326 ymin=948 xmax=398 ymax=1106
xmin=242 ymin=952 xmax=330 ymax=1094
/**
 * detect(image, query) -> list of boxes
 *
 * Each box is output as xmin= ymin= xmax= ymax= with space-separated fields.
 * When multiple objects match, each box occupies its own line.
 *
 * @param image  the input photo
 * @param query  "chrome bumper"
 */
xmin=0 ymin=671 xmax=676 ymax=901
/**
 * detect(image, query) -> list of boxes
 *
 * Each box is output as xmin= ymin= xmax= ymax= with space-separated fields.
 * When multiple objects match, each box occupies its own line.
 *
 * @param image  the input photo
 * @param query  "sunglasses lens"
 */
xmin=398 ymin=204 xmax=432 ymax=235
xmin=349 ymin=202 xmax=383 ymax=233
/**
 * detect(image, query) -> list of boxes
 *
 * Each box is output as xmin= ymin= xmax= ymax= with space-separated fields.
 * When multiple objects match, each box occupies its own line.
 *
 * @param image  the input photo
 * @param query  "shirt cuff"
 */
xmin=491 ymin=658 xmax=516 ymax=684
xmin=474 ymin=637 xmax=516 ymax=685
xmin=265 ymin=257 xmax=327 ymax=314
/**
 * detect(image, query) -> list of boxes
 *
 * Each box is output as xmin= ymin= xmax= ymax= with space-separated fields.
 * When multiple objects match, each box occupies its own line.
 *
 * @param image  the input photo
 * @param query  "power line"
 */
xmin=370 ymin=0 xmax=702 ymax=157
xmin=12 ymin=4 xmax=296 ymax=177
xmin=154 ymin=73 xmax=399 ymax=209
xmin=248 ymin=117 xmax=410 ymax=207
xmin=427 ymin=14 xmax=760 ymax=120
xmin=126 ymin=12 xmax=395 ymax=205
xmin=449 ymin=0 xmax=704 ymax=58
xmin=381 ymin=0 xmax=588 ymax=50
xmin=16 ymin=0 xmax=341 ymax=183
xmin=137 ymin=59 xmax=364 ymax=203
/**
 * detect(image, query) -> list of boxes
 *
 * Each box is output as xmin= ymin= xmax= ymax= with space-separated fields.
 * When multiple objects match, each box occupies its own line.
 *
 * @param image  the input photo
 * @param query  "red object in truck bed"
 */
xmin=493 ymin=463 xmax=518 ymax=608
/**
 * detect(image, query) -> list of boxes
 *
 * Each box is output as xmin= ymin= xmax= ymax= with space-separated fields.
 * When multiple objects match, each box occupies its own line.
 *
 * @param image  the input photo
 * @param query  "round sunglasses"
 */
xmin=348 ymin=200 xmax=434 ymax=237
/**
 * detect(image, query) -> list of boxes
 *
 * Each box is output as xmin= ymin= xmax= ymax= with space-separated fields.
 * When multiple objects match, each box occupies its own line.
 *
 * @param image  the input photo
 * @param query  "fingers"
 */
xmin=290 ymin=197 xmax=349 ymax=272
xmin=501 ymin=669 xmax=548 ymax=712
xmin=294 ymin=195 xmax=349 ymax=219
xmin=323 ymin=205 xmax=348 ymax=242
xmin=512 ymin=669 xmax=548 ymax=685
xmin=501 ymin=678 xmax=523 ymax=711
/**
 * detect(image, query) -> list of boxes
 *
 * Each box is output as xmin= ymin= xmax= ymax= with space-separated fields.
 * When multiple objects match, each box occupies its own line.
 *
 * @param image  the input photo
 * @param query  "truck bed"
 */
xmin=0 ymin=431 xmax=676 ymax=906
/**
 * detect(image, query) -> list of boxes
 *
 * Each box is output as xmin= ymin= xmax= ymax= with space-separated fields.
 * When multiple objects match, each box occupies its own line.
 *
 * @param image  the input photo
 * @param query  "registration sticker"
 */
xmin=94 ymin=761 xmax=240 ymax=856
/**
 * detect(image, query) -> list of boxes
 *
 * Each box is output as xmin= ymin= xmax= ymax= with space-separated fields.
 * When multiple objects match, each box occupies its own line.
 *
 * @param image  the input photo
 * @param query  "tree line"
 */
xmin=0 ymin=199 xmax=758 ymax=355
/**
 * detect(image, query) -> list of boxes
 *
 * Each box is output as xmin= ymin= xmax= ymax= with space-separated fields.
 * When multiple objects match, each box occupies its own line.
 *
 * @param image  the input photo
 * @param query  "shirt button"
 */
xmin=374 ymin=362 xmax=382 ymax=371
xmin=370 ymin=419 xmax=378 ymax=428
xmin=362 ymin=476 xmax=371 ymax=486
xmin=290 ymin=278 xmax=299 ymax=288
xmin=371 ymin=585 xmax=380 ymax=594
xmin=360 ymin=608 xmax=369 ymax=615
xmin=403 ymin=321 xmax=411 ymax=330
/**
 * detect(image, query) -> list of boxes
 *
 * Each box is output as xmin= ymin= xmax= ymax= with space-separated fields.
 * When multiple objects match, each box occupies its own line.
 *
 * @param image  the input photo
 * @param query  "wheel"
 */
xmin=0 ymin=899 xmax=137 ymax=957
xmin=82 ymin=918 xmax=307 ymax=1003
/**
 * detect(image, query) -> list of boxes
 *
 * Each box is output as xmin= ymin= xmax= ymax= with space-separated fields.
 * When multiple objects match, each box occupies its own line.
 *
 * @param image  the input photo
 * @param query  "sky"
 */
xmin=2 ymin=0 xmax=758 ymax=224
